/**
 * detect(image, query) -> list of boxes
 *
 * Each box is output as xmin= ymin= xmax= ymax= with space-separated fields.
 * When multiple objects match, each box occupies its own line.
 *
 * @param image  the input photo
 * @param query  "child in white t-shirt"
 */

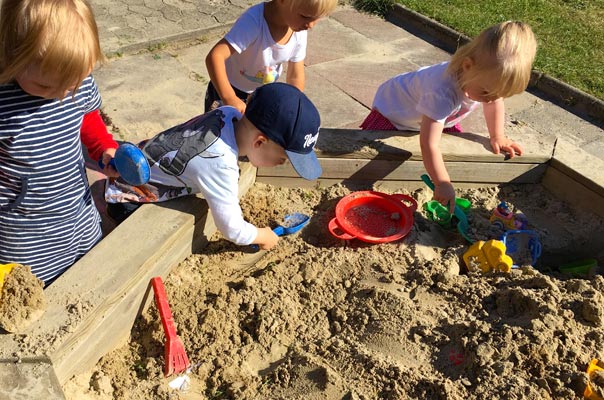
xmin=205 ymin=0 xmax=337 ymax=114
xmin=105 ymin=83 xmax=322 ymax=251
xmin=361 ymin=21 xmax=537 ymax=213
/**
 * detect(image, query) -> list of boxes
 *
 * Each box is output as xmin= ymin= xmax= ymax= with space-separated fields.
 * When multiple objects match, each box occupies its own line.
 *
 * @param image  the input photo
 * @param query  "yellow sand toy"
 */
xmin=585 ymin=359 xmax=604 ymax=400
xmin=0 ymin=263 xmax=18 ymax=294
xmin=463 ymin=240 xmax=513 ymax=273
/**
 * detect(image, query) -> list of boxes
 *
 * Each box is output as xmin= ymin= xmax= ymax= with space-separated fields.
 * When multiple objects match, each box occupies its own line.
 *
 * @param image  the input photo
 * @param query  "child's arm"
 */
xmin=206 ymin=39 xmax=247 ymax=114
xmin=286 ymin=60 xmax=305 ymax=91
xmin=483 ymin=98 xmax=523 ymax=158
xmin=419 ymin=115 xmax=456 ymax=213
xmin=81 ymin=110 xmax=119 ymax=177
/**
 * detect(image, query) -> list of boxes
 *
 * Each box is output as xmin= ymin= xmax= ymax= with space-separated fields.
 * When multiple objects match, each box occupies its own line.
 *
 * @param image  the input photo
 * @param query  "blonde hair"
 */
xmin=288 ymin=0 xmax=338 ymax=17
xmin=447 ymin=21 xmax=537 ymax=99
xmin=0 ymin=0 xmax=104 ymax=92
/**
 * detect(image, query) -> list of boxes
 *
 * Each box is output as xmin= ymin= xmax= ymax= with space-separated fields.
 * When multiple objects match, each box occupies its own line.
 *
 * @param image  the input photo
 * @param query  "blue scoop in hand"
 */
xmin=99 ymin=143 xmax=150 ymax=186
xmin=251 ymin=213 xmax=310 ymax=251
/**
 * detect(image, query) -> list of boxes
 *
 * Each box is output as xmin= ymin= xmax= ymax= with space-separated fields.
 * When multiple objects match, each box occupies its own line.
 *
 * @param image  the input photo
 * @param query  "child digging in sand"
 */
xmin=204 ymin=0 xmax=338 ymax=113
xmin=361 ymin=21 xmax=537 ymax=213
xmin=105 ymin=83 xmax=321 ymax=251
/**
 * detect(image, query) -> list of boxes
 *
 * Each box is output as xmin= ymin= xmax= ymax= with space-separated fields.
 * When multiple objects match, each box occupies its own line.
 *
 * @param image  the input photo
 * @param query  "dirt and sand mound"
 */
xmin=0 ymin=264 xmax=46 ymax=334
xmin=64 ymin=182 xmax=604 ymax=399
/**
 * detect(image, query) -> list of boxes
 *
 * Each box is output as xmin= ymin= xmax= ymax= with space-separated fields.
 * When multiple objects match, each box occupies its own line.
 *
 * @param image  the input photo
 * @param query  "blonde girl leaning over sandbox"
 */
xmin=362 ymin=21 xmax=537 ymax=213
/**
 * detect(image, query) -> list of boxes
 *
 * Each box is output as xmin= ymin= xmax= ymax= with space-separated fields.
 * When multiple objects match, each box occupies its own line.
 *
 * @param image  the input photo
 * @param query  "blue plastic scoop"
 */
xmin=251 ymin=213 xmax=310 ymax=251
xmin=99 ymin=143 xmax=150 ymax=186
xmin=420 ymin=174 xmax=474 ymax=243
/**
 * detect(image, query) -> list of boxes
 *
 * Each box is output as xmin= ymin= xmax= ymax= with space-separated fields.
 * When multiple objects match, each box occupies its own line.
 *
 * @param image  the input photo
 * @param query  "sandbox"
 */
xmin=1 ymin=128 xmax=603 ymax=399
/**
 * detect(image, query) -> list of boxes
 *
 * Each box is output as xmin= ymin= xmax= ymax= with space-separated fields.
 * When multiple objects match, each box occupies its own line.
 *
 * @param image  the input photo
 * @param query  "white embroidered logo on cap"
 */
xmin=303 ymin=131 xmax=319 ymax=148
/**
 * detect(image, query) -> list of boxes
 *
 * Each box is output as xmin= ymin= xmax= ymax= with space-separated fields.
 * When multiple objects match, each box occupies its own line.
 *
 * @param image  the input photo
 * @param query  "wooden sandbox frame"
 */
xmin=1 ymin=128 xmax=603 ymax=399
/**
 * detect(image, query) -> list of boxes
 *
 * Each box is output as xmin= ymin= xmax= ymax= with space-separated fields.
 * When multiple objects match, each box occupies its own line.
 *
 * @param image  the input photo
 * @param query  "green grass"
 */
xmin=353 ymin=0 xmax=604 ymax=100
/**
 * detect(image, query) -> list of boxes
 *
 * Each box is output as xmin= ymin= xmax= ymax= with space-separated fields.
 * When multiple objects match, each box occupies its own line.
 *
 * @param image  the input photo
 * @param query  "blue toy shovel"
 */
xmin=99 ymin=143 xmax=150 ymax=186
xmin=420 ymin=174 xmax=474 ymax=243
xmin=251 ymin=213 xmax=310 ymax=251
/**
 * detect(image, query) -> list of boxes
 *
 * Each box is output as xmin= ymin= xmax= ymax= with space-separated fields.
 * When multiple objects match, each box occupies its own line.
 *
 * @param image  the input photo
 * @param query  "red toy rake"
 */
xmin=151 ymin=276 xmax=190 ymax=376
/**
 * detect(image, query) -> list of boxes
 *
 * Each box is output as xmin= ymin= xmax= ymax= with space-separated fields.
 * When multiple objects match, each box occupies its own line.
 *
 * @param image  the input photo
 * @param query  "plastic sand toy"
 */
xmin=490 ymin=201 xmax=528 ymax=230
xmin=328 ymin=191 xmax=417 ymax=243
xmin=501 ymin=229 xmax=541 ymax=268
xmin=420 ymin=174 xmax=474 ymax=243
xmin=0 ymin=263 xmax=17 ymax=294
xmin=423 ymin=198 xmax=471 ymax=227
xmin=99 ymin=142 xmax=150 ymax=186
xmin=559 ymin=259 xmax=599 ymax=277
xmin=463 ymin=240 xmax=513 ymax=273
xmin=252 ymin=213 xmax=310 ymax=251
xmin=585 ymin=359 xmax=604 ymax=400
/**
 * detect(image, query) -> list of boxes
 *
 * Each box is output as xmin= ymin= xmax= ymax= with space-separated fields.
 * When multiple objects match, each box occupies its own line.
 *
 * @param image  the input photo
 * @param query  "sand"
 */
xmin=0 ymin=264 xmax=46 ymax=334
xmin=63 ymin=182 xmax=604 ymax=399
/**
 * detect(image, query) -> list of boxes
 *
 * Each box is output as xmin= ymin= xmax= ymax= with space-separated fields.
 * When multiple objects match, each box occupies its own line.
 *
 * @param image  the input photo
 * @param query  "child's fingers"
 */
xmin=502 ymin=144 xmax=515 ymax=158
xmin=104 ymin=164 xmax=120 ymax=178
xmin=511 ymin=143 xmax=524 ymax=156
xmin=491 ymin=142 xmax=501 ymax=154
xmin=447 ymin=199 xmax=455 ymax=214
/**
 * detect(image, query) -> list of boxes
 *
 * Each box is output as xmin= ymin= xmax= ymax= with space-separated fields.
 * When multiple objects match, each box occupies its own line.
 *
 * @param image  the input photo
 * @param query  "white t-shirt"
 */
xmin=105 ymin=107 xmax=258 ymax=245
xmin=372 ymin=62 xmax=479 ymax=130
xmin=225 ymin=2 xmax=307 ymax=93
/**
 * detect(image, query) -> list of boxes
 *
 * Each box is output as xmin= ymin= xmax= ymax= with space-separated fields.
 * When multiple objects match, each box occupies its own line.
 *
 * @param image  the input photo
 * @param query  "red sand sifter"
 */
xmin=328 ymin=191 xmax=417 ymax=243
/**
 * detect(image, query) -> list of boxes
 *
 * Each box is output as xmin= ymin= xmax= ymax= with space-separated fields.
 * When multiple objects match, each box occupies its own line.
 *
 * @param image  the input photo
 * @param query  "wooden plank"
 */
xmin=542 ymin=166 xmax=604 ymax=219
xmin=258 ymin=158 xmax=546 ymax=184
xmin=316 ymin=128 xmax=554 ymax=163
xmin=256 ymin=176 xmax=499 ymax=191
xmin=549 ymin=138 xmax=604 ymax=198
xmin=0 ymin=163 xmax=256 ymax=386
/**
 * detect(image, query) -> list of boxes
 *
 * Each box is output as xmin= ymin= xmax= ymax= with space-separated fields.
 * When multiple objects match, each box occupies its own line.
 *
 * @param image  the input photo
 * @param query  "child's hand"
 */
xmin=490 ymin=135 xmax=523 ymax=158
xmin=99 ymin=148 xmax=120 ymax=178
xmin=253 ymin=227 xmax=279 ymax=250
xmin=434 ymin=181 xmax=456 ymax=214
xmin=223 ymin=96 xmax=246 ymax=115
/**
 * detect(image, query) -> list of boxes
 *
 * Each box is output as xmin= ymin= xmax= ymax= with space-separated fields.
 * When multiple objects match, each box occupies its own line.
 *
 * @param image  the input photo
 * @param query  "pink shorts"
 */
xmin=361 ymin=109 xmax=463 ymax=133
xmin=360 ymin=109 xmax=398 ymax=130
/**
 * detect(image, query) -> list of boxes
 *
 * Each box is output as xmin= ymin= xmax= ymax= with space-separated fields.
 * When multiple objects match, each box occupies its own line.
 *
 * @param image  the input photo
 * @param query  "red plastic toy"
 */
xmin=328 ymin=191 xmax=417 ymax=243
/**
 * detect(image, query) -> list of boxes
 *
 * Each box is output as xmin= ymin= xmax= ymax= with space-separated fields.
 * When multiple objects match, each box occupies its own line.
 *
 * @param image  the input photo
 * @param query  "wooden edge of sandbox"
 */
xmin=259 ymin=129 xmax=604 ymax=218
xmin=258 ymin=127 xmax=555 ymax=188
xmin=0 ymin=162 xmax=256 ymax=399
xmin=543 ymin=138 xmax=604 ymax=218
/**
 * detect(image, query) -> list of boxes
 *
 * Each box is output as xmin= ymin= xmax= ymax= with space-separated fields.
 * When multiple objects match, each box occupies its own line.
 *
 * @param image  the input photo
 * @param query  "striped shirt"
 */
xmin=0 ymin=75 xmax=103 ymax=284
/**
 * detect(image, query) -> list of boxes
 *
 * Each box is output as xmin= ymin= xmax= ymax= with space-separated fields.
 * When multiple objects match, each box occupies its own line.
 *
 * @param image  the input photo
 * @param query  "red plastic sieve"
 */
xmin=328 ymin=191 xmax=417 ymax=243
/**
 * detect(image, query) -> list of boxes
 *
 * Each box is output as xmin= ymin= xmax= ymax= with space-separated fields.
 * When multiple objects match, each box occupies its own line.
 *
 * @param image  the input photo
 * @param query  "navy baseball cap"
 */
xmin=246 ymin=83 xmax=322 ymax=180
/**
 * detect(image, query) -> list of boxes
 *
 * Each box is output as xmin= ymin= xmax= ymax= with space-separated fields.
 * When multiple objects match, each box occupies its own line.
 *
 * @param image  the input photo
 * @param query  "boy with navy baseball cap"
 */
xmin=105 ymin=82 xmax=321 ymax=250
xmin=245 ymin=82 xmax=321 ymax=180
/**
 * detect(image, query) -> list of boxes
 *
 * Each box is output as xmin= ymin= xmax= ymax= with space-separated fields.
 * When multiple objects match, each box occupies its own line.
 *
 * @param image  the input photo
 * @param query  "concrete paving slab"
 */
xmin=94 ymin=50 xmax=206 ymax=143
xmin=305 ymin=69 xmax=369 ymax=128
xmin=307 ymin=53 xmax=416 ymax=109
xmin=329 ymin=7 xmax=411 ymax=43
xmin=91 ymin=0 xmax=242 ymax=55
xmin=306 ymin=17 xmax=382 ymax=66
xmin=512 ymin=98 xmax=604 ymax=147
xmin=505 ymin=92 xmax=542 ymax=116
xmin=0 ymin=360 xmax=65 ymax=400
xmin=168 ymin=33 xmax=225 ymax=74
